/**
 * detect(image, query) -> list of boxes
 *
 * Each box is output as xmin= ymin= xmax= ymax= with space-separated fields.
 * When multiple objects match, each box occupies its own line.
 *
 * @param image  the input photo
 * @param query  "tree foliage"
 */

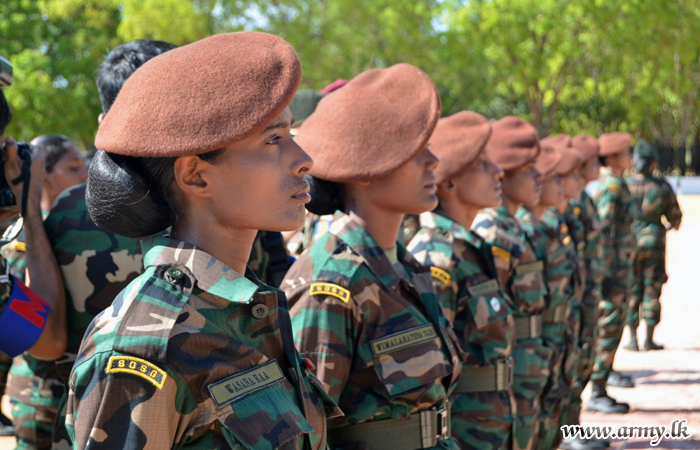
xmin=2 ymin=0 xmax=699 ymax=171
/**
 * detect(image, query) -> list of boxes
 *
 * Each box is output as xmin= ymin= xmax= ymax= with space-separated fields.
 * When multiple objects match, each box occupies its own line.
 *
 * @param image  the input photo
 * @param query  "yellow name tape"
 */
xmin=430 ymin=266 xmax=451 ymax=284
xmin=106 ymin=356 xmax=167 ymax=389
xmin=310 ymin=282 xmax=350 ymax=303
xmin=492 ymin=246 xmax=511 ymax=264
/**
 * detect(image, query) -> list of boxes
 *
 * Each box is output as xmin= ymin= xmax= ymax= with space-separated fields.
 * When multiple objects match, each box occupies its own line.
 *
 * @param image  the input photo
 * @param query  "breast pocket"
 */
xmin=212 ymin=360 xmax=313 ymax=450
xmin=462 ymin=280 xmax=510 ymax=329
xmin=511 ymin=261 xmax=546 ymax=307
xmin=371 ymin=324 xmax=451 ymax=397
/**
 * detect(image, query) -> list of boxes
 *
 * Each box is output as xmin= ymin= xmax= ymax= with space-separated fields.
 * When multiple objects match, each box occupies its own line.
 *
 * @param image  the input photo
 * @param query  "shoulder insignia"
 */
xmin=608 ymin=184 xmax=621 ymax=192
xmin=492 ymin=246 xmax=511 ymax=264
xmin=430 ymin=266 xmax=451 ymax=284
xmin=310 ymin=282 xmax=350 ymax=303
xmin=106 ymin=355 xmax=167 ymax=389
xmin=12 ymin=242 xmax=26 ymax=252
xmin=573 ymin=206 xmax=581 ymax=216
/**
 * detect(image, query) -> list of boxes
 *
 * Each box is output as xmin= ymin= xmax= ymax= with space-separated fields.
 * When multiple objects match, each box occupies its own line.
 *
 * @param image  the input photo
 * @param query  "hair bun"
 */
xmin=306 ymin=176 xmax=345 ymax=216
xmin=86 ymin=150 xmax=171 ymax=237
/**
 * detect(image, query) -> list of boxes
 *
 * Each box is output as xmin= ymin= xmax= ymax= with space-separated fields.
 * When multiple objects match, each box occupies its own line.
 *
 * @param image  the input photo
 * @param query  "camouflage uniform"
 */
xmin=472 ymin=206 xmax=551 ymax=450
xmin=516 ymin=207 xmax=576 ymax=450
xmin=590 ymin=167 xmax=636 ymax=384
xmin=561 ymin=191 xmax=602 ymax=426
xmin=625 ymin=173 xmax=682 ymax=328
xmin=408 ymin=211 xmax=515 ymax=450
xmin=2 ymin=221 xmax=64 ymax=450
xmin=283 ymin=212 xmax=460 ymax=450
xmin=66 ymin=235 xmax=340 ymax=449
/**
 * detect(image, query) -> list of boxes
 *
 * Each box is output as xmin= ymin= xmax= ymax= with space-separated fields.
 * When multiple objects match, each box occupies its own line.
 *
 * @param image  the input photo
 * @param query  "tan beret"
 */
xmin=488 ymin=116 xmax=540 ymax=171
xmin=540 ymin=134 xmax=571 ymax=149
xmin=570 ymin=135 xmax=600 ymax=161
xmin=535 ymin=145 xmax=563 ymax=176
xmin=599 ymin=132 xmax=632 ymax=157
xmin=430 ymin=111 xmax=492 ymax=184
xmin=95 ymin=32 xmax=302 ymax=157
xmin=295 ymin=63 xmax=441 ymax=182
xmin=555 ymin=148 xmax=583 ymax=176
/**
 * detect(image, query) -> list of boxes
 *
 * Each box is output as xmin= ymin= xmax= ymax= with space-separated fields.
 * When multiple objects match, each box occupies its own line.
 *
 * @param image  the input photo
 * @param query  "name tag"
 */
xmin=514 ymin=261 xmax=544 ymax=275
xmin=371 ymin=324 xmax=438 ymax=357
xmin=547 ymin=245 xmax=571 ymax=263
xmin=208 ymin=360 xmax=285 ymax=407
xmin=467 ymin=279 xmax=500 ymax=297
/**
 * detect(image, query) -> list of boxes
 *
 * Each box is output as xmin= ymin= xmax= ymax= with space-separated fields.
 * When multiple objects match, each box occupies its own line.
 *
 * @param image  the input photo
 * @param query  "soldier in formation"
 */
xmin=0 ymin=29 xmax=680 ymax=450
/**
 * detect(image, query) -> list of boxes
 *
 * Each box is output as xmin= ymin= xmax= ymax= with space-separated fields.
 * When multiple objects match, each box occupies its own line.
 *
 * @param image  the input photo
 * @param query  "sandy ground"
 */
xmin=0 ymin=196 xmax=699 ymax=450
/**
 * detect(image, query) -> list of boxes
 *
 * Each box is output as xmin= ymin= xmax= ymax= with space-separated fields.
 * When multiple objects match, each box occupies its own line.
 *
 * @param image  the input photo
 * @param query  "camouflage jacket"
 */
xmin=66 ymin=235 xmax=340 ymax=450
xmin=516 ymin=207 xmax=576 ymax=312
xmin=567 ymin=191 xmax=602 ymax=300
xmin=43 ymin=184 xmax=144 ymax=382
xmin=282 ymin=212 xmax=459 ymax=446
xmin=592 ymin=168 xmax=636 ymax=276
xmin=626 ymin=173 xmax=682 ymax=249
xmin=471 ymin=206 xmax=547 ymax=316
xmin=407 ymin=211 xmax=515 ymax=367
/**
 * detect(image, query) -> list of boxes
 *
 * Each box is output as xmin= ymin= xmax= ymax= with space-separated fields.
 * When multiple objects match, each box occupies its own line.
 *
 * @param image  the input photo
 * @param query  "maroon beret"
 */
xmin=95 ymin=32 xmax=302 ymax=157
xmin=431 ymin=111 xmax=491 ymax=184
xmin=570 ymin=134 xmax=600 ymax=161
xmin=535 ymin=145 xmax=563 ymax=176
xmin=599 ymin=132 xmax=632 ymax=157
xmin=296 ymin=63 xmax=441 ymax=182
xmin=540 ymin=134 xmax=571 ymax=149
xmin=488 ymin=116 xmax=540 ymax=171
xmin=555 ymin=148 xmax=583 ymax=176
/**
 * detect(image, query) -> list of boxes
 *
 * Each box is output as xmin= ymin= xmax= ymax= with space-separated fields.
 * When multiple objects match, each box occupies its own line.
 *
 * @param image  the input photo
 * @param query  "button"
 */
xmin=251 ymin=303 xmax=268 ymax=319
xmin=166 ymin=267 xmax=184 ymax=281
xmin=490 ymin=297 xmax=501 ymax=312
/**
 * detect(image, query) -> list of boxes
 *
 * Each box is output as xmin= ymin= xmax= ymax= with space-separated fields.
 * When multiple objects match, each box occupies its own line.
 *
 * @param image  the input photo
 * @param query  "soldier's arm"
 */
xmin=288 ymin=283 xmax=358 ymax=404
xmin=596 ymin=187 xmax=620 ymax=277
xmin=67 ymin=354 xmax=191 ymax=449
xmin=664 ymin=184 xmax=682 ymax=230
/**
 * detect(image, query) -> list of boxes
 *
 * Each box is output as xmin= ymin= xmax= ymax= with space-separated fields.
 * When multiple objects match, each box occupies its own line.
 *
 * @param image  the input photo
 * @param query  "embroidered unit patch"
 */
xmin=309 ymin=282 xmax=350 ymax=303
xmin=106 ymin=356 xmax=167 ymax=389
xmin=430 ymin=266 xmax=451 ymax=284
xmin=492 ymin=246 xmax=511 ymax=264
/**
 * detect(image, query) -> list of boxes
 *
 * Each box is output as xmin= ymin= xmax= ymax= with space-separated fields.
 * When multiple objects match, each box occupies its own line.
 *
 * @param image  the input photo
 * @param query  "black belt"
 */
xmin=541 ymin=303 xmax=568 ymax=324
xmin=514 ymin=314 xmax=542 ymax=339
xmin=454 ymin=358 xmax=514 ymax=393
xmin=327 ymin=403 xmax=451 ymax=450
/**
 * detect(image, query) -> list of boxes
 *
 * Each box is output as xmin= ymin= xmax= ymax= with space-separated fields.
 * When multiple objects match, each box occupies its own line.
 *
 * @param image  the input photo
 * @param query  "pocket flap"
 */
xmin=305 ymin=367 xmax=344 ymax=419
xmin=371 ymin=325 xmax=451 ymax=397
xmin=214 ymin=361 xmax=313 ymax=450
xmin=462 ymin=280 xmax=510 ymax=329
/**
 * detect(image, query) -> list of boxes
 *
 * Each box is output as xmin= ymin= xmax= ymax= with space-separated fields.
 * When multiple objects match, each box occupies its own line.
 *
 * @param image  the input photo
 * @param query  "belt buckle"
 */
xmin=530 ymin=315 xmax=541 ymax=338
xmin=506 ymin=356 xmax=515 ymax=387
xmin=437 ymin=403 xmax=450 ymax=440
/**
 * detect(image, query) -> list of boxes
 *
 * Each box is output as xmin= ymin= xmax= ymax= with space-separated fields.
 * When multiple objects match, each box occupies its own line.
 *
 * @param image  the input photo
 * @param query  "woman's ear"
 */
xmin=441 ymin=178 xmax=456 ymax=194
xmin=173 ymin=156 xmax=209 ymax=196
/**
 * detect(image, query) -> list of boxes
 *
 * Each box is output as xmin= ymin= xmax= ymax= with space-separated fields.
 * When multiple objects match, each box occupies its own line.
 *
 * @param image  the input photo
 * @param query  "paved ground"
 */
xmin=1 ymin=196 xmax=699 ymax=450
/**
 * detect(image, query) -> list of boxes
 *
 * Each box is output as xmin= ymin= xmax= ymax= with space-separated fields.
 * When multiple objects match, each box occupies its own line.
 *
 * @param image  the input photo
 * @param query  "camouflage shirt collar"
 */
xmin=492 ymin=205 xmax=520 ymax=227
xmin=142 ymin=235 xmax=261 ymax=304
xmin=419 ymin=211 xmax=484 ymax=248
xmin=330 ymin=212 xmax=423 ymax=292
xmin=599 ymin=166 xmax=624 ymax=182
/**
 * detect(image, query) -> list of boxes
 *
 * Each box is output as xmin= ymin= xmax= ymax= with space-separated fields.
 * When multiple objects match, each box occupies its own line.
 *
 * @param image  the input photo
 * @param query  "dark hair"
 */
xmin=86 ymin=148 xmax=224 ymax=238
xmin=30 ymin=135 xmax=78 ymax=172
xmin=306 ymin=176 xmax=345 ymax=215
xmin=97 ymin=40 xmax=177 ymax=114
xmin=635 ymin=156 xmax=655 ymax=174
xmin=0 ymin=89 xmax=11 ymax=135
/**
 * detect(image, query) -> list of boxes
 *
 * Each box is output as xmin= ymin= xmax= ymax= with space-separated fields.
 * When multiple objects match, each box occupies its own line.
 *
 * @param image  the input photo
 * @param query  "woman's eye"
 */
xmin=268 ymin=135 xmax=281 ymax=145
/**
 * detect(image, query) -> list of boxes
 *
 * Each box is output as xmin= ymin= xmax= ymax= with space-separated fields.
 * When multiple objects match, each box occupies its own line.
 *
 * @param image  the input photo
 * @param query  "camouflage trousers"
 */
xmin=7 ymin=356 xmax=64 ymax=450
xmin=590 ymin=284 xmax=628 ymax=383
xmin=559 ymin=301 xmax=597 ymax=427
xmin=450 ymin=390 xmax=514 ymax=450
xmin=511 ymin=336 xmax=552 ymax=450
xmin=535 ymin=323 xmax=569 ymax=450
xmin=627 ymin=249 xmax=666 ymax=328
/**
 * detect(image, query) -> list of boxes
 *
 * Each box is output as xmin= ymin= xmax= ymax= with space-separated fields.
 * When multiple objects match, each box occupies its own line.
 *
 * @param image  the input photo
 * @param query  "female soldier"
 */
xmin=407 ymin=112 xmax=516 ymax=450
xmin=66 ymin=32 xmax=340 ymax=450
xmin=471 ymin=117 xmax=551 ymax=450
xmin=281 ymin=64 xmax=460 ymax=450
